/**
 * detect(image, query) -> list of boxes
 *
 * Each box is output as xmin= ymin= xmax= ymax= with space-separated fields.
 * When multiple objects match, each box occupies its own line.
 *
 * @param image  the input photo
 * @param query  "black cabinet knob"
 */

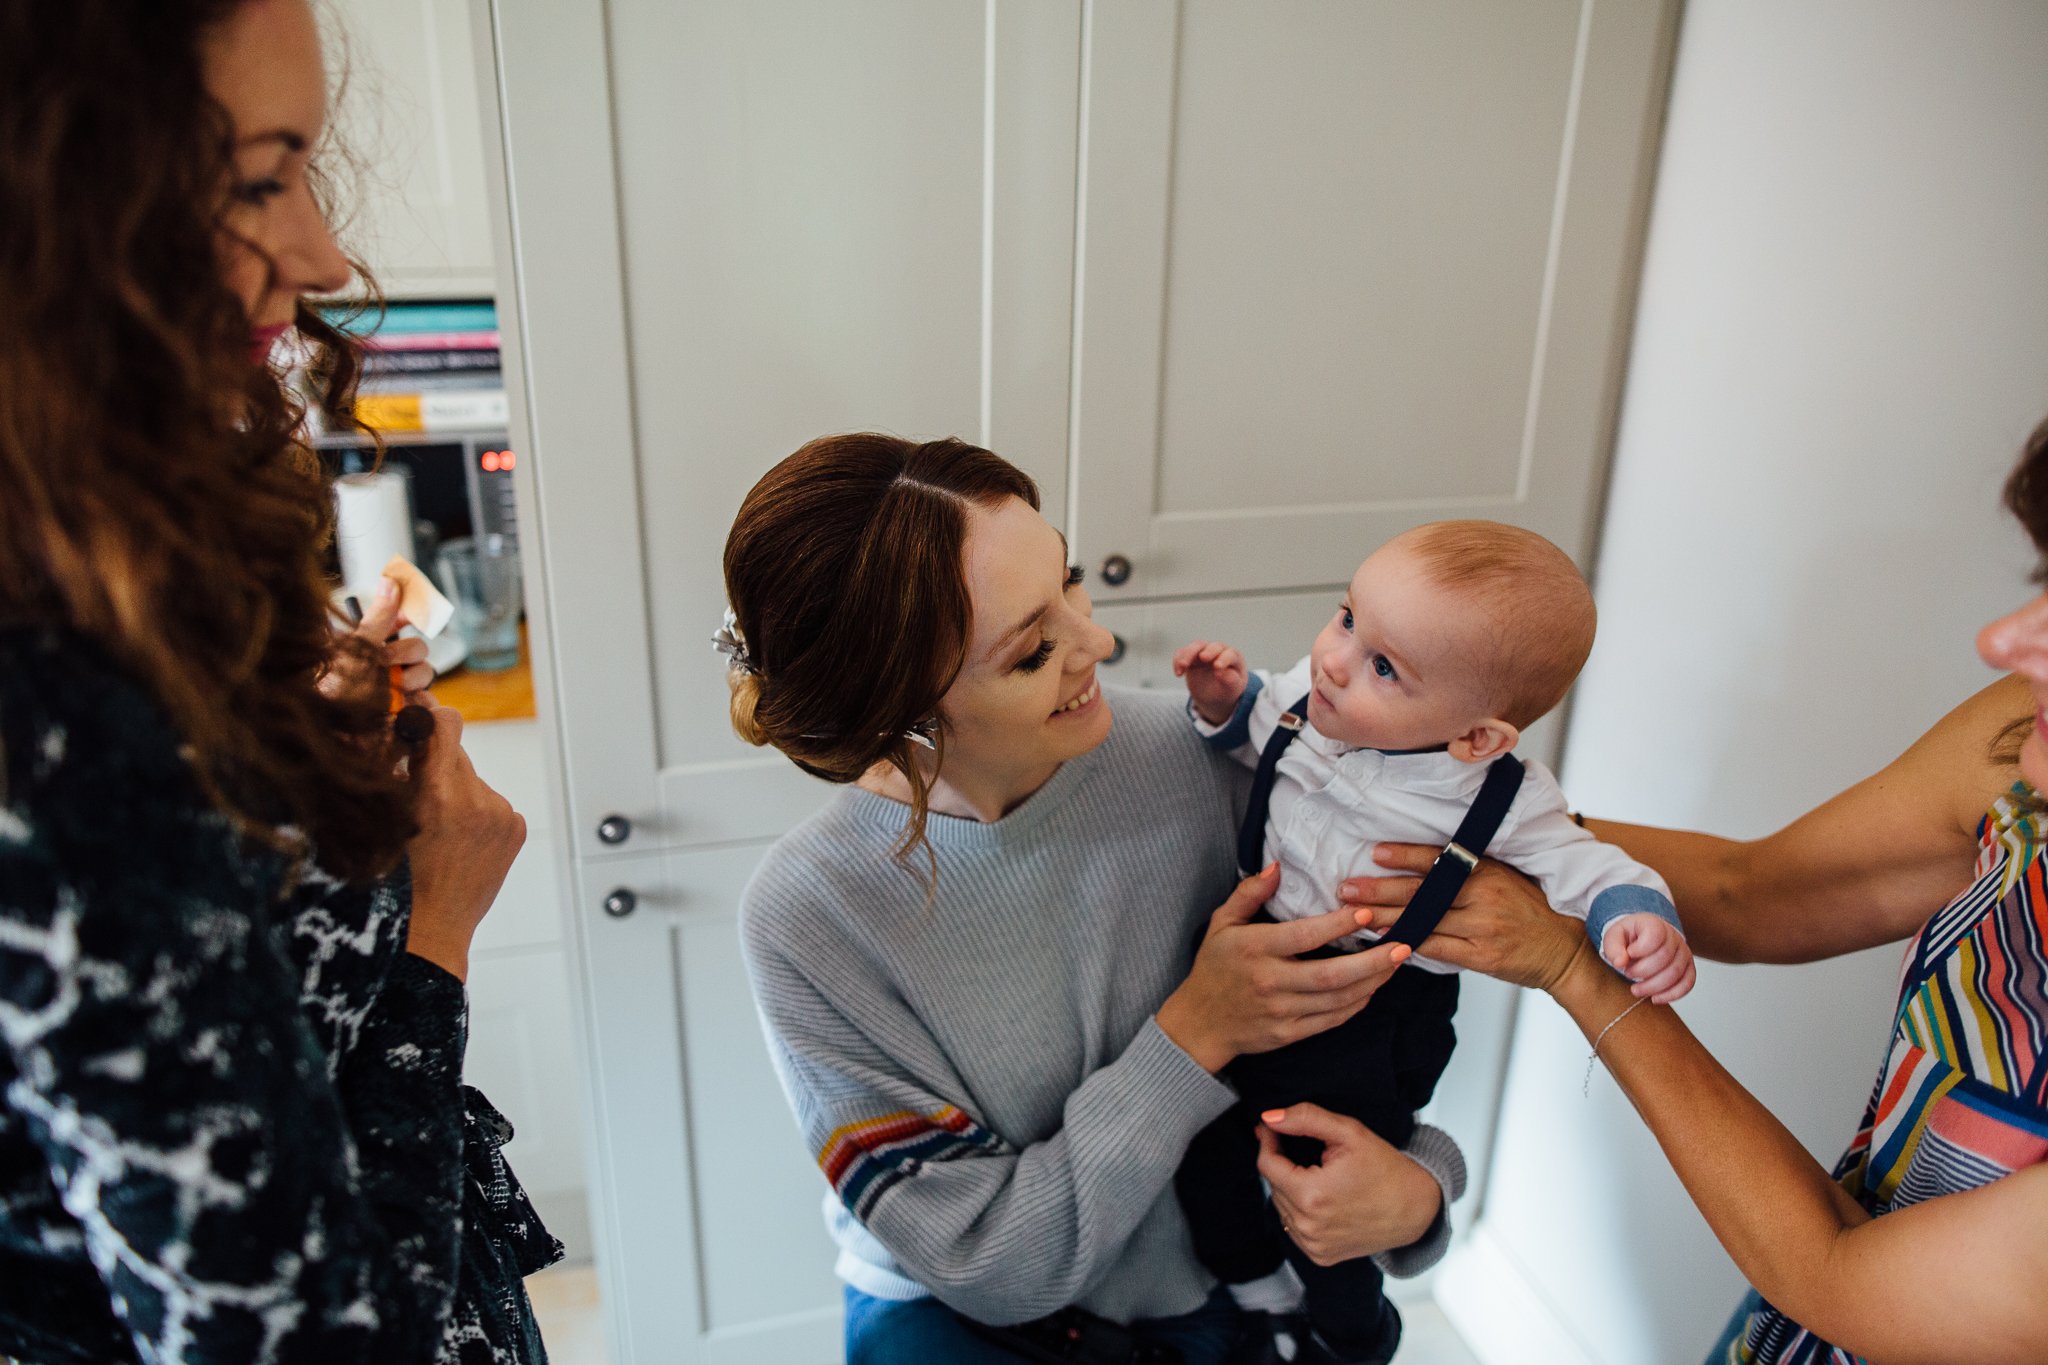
xmin=602 ymin=888 xmax=638 ymax=919
xmin=597 ymin=814 xmax=632 ymax=845
xmin=1099 ymin=554 xmax=1133 ymax=586
xmin=1105 ymin=634 xmax=1127 ymax=665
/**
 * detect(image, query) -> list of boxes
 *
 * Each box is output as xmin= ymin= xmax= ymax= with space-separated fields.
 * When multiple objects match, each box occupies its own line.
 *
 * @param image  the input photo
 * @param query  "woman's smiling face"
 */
xmin=933 ymin=496 xmax=1118 ymax=788
xmin=201 ymin=0 xmax=351 ymax=354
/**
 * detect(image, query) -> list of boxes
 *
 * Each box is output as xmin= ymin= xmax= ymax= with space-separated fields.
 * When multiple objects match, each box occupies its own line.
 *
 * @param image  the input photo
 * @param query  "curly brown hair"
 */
xmin=0 ymin=0 xmax=415 ymax=883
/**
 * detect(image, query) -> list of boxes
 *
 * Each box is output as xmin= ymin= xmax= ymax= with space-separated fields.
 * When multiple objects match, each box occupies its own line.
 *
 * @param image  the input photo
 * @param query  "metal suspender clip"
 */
xmin=1438 ymin=840 xmax=1479 ymax=871
xmin=1276 ymin=711 xmax=1305 ymax=732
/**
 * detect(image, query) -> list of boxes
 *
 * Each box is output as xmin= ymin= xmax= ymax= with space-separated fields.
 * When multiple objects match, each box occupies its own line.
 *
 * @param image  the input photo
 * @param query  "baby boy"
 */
xmin=1172 ymin=519 xmax=1692 ymax=1365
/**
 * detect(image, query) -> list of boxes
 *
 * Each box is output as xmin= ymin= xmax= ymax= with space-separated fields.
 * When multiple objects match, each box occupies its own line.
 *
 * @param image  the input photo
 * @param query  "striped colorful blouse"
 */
xmin=1731 ymin=784 xmax=2048 ymax=1363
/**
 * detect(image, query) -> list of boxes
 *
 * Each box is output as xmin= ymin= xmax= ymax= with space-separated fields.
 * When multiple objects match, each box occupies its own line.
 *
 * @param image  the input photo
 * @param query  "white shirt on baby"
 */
xmin=1195 ymin=657 xmax=1676 ymax=975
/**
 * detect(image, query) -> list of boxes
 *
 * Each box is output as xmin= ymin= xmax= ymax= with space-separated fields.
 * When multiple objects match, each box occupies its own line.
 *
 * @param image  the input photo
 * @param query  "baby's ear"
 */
xmin=1448 ymin=718 xmax=1520 ymax=763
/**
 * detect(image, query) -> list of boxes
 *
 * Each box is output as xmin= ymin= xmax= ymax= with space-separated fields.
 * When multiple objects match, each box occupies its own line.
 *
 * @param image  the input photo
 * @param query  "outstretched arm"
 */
xmin=1582 ymin=675 xmax=2023 ymax=964
xmin=1354 ymin=854 xmax=2048 ymax=1365
xmin=1547 ymin=938 xmax=2048 ymax=1365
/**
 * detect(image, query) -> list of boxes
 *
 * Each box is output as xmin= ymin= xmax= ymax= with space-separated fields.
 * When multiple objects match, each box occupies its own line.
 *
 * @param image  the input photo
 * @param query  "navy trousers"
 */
xmin=1174 ymin=963 xmax=1459 ymax=1362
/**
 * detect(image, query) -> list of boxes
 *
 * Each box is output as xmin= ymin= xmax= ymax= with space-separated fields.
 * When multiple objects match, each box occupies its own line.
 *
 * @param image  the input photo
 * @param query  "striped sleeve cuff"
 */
xmin=820 ymin=1104 xmax=1009 ymax=1223
xmin=1372 ymin=1122 xmax=1467 ymax=1279
xmin=1188 ymin=672 xmax=1265 ymax=751
xmin=1585 ymin=884 xmax=1684 ymax=965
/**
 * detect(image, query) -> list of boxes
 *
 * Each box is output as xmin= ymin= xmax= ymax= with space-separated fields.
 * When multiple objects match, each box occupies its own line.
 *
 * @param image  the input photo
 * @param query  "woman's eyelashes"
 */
xmin=1015 ymin=638 xmax=1057 ymax=673
xmin=1012 ymin=568 xmax=1087 ymax=671
xmin=232 ymin=177 xmax=286 ymax=206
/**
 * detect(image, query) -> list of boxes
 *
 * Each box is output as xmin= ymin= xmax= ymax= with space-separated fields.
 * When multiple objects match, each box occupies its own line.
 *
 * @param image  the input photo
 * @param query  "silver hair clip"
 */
xmin=712 ymin=607 xmax=756 ymax=674
xmin=904 ymin=717 xmax=939 ymax=750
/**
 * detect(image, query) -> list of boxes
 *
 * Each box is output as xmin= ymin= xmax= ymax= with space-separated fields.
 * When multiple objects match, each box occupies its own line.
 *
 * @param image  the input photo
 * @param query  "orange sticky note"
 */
xmin=382 ymin=555 xmax=455 ymax=639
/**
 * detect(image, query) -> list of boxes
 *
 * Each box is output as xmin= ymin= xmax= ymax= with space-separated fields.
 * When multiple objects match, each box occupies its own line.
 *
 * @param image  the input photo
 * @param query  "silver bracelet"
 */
xmin=1582 ymin=997 xmax=1648 ymax=1097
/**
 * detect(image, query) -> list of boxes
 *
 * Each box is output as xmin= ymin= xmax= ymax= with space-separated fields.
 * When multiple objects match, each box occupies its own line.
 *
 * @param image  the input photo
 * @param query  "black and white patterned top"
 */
xmin=0 ymin=629 xmax=560 ymax=1365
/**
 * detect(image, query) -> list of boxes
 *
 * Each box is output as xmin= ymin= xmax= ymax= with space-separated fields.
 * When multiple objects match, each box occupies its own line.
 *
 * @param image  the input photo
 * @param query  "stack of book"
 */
xmin=318 ymin=300 xmax=510 ymax=435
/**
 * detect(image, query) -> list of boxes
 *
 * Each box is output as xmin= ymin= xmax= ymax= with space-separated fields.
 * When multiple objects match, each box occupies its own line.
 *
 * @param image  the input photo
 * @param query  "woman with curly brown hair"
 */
xmin=0 ymin=1 xmax=555 ymax=1361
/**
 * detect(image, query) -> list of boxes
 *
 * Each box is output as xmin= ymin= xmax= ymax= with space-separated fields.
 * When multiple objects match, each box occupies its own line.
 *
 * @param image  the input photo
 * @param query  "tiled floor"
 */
xmin=528 ymin=1265 xmax=1482 ymax=1365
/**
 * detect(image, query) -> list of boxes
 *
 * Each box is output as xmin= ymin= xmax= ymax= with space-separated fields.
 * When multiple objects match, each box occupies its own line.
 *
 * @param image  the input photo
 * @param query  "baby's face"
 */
xmin=1306 ymin=543 xmax=1497 ymax=750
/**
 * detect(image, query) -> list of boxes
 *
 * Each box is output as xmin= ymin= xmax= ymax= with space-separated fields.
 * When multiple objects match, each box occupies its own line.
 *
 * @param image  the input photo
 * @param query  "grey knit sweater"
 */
xmin=739 ymin=686 xmax=1466 ymax=1328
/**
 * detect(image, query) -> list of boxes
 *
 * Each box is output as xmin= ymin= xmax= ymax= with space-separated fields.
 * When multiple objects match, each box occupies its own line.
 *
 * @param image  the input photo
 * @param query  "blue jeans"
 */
xmin=844 ymin=1285 xmax=1247 ymax=1365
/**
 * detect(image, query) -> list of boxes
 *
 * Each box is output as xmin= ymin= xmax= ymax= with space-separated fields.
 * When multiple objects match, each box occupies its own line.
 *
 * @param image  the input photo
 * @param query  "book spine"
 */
xmin=362 ymin=329 xmax=502 ymax=352
xmin=353 ymin=390 xmax=510 ymax=433
xmin=354 ymin=304 xmax=498 ymax=333
xmin=362 ymin=349 xmax=504 ymax=375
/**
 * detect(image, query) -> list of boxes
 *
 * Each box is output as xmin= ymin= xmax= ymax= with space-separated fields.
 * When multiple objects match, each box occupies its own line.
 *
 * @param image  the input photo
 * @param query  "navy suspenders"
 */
xmin=1234 ymin=694 xmax=1526 ymax=951
xmin=1235 ymin=696 xmax=1312 ymax=879
xmin=1384 ymin=753 xmax=1524 ymax=948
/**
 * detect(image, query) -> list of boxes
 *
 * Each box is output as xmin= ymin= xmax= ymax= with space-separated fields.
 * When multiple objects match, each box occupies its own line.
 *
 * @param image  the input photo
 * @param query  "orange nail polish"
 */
xmin=1261 ymin=1109 xmax=1287 ymax=1123
xmin=1390 ymin=945 xmax=1412 ymax=964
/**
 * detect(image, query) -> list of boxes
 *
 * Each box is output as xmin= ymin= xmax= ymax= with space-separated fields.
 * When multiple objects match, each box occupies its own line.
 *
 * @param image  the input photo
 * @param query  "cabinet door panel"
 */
xmin=669 ymin=851 xmax=841 ymax=1344
xmin=567 ymin=844 xmax=840 ymax=1363
xmin=1072 ymin=0 xmax=1677 ymax=600
xmin=463 ymin=949 xmax=592 ymax=1247
xmin=327 ymin=0 xmax=496 ymax=293
xmin=607 ymin=0 xmax=1083 ymax=847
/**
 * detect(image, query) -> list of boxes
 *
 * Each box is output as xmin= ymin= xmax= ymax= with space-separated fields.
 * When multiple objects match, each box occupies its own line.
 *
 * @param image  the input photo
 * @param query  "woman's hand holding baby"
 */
xmin=1173 ymin=639 xmax=1250 ymax=727
xmin=1340 ymin=845 xmax=1587 ymax=994
xmin=1156 ymin=862 xmax=1410 ymax=1074
xmin=1603 ymin=914 xmax=1696 ymax=1003
xmin=1254 ymin=1104 xmax=1446 ymax=1265
xmin=1345 ymin=846 xmax=1696 ymax=1003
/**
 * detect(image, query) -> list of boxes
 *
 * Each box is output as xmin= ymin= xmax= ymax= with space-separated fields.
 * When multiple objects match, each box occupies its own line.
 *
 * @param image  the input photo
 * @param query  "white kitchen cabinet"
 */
xmin=324 ymin=0 xmax=497 ymax=296
xmin=1072 ymin=1 xmax=1678 ymax=603
xmin=476 ymin=4 xmax=1678 ymax=1361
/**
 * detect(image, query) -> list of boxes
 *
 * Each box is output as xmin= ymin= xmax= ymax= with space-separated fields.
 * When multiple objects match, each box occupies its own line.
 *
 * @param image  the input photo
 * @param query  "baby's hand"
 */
xmin=1173 ymin=640 xmax=1249 ymax=728
xmin=1601 ymin=914 xmax=1695 ymax=1004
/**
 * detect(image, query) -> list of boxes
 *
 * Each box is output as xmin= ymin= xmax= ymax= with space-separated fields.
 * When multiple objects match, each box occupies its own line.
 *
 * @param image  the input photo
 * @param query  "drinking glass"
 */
xmin=438 ymin=535 xmax=523 ymax=672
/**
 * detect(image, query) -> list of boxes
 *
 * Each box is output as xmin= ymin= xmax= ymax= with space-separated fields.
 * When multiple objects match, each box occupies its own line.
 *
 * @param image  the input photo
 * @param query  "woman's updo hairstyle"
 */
xmin=722 ymin=433 xmax=1039 ymax=864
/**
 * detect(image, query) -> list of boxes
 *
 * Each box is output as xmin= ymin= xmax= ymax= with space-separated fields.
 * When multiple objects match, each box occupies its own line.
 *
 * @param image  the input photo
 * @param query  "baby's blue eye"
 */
xmin=1372 ymin=654 xmax=1397 ymax=680
xmin=1340 ymin=608 xmax=1354 ymax=631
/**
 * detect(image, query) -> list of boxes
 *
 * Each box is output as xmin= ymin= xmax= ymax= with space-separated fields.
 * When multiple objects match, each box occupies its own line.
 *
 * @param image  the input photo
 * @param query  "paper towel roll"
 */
xmin=333 ymin=470 xmax=416 ymax=598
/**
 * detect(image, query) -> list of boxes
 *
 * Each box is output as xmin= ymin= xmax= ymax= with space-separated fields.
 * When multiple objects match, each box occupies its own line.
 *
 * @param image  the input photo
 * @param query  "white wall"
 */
xmin=1447 ymin=3 xmax=2048 ymax=1362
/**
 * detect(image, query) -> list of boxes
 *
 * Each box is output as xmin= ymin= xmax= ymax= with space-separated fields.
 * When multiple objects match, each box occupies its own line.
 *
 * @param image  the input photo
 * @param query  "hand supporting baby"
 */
xmin=1601 ymin=913 xmax=1695 ymax=1004
xmin=1173 ymin=640 xmax=1249 ymax=727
